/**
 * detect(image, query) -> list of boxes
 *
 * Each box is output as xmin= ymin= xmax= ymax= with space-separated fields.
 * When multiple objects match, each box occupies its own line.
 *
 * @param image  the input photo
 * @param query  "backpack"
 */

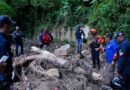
xmin=97 ymin=35 xmax=105 ymax=45
xmin=83 ymin=38 xmax=87 ymax=43
xmin=42 ymin=33 xmax=50 ymax=44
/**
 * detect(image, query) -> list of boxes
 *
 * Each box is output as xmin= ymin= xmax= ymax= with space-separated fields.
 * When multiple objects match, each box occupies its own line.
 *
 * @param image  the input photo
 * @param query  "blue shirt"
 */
xmin=105 ymin=39 xmax=118 ymax=64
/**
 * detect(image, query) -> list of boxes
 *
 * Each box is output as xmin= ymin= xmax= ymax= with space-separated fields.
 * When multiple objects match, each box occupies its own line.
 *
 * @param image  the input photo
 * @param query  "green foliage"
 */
xmin=88 ymin=0 xmax=130 ymax=39
xmin=1 ymin=0 xmax=129 ymax=40
xmin=0 ymin=1 xmax=15 ymax=17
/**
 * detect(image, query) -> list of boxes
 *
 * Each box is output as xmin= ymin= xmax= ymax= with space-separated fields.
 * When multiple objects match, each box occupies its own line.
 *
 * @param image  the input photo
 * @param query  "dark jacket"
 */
xmin=12 ymin=30 xmax=23 ymax=44
xmin=0 ymin=33 xmax=13 ymax=58
xmin=89 ymin=38 xmax=100 ymax=59
xmin=75 ymin=28 xmax=85 ymax=40
xmin=117 ymin=39 xmax=130 ymax=75
xmin=0 ymin=33 xmax=13 ymax=82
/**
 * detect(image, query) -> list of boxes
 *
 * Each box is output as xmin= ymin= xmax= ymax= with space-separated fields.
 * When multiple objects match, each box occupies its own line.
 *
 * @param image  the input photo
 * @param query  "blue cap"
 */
xmin=0 ymin=15 xmax=13 ymax=27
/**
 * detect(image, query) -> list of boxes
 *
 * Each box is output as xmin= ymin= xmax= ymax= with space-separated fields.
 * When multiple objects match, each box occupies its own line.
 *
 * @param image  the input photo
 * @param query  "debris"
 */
xmin=46 ymin=68 xmax=59 ymax=78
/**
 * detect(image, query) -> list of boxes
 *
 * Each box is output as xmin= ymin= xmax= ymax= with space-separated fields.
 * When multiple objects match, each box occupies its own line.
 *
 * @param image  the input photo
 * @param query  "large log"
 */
xmin=15 ymin=46 xmax=68 ymax=67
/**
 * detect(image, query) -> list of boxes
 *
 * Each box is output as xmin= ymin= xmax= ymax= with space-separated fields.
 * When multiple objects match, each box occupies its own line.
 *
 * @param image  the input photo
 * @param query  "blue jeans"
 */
xmin=76 ymin=39 xmax=83 ymax=53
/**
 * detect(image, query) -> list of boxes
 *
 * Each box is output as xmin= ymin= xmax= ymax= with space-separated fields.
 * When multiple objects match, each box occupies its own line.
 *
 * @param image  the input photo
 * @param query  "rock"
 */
xmin=74 ymin=67 xmax=86 ymax=75
xmin=46 ymin=68 xmax=59 ymax=78
xmin=86 ymin=86 xmax=93 ymax=90
xmin=54 ymin=44 xmax=71 ymax=58
xmin=92 ymin=72 xmax=102 ymax=81
xmin=101 ymin=64 xmax=115 ymax=85
xmin=81 ymin=50 xmax=87 ymax=54
xmin=101 ymin=85 xmax=112 ymax=90
xmin=51 ymin=87 xmax=61 ymax=90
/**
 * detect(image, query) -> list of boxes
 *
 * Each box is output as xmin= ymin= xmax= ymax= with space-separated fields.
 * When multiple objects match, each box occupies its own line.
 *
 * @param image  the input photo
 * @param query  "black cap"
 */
xmin=115 ymin=32 xmax=124 ymax=38
xmin=0 ymin=15 xmax=13 ymax=27
xmin=106 ymin=33 xmax=112 ymax=39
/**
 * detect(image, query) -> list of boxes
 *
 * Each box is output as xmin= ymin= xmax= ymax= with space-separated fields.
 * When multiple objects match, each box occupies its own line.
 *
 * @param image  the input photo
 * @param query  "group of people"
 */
xmin=75 ymin=25 xmax=130 ymax=90
xmin=0 ymin=15 xmax=53 ymax=89
xmin=0 ymin=15 xmax=130 ymax=90
xmin=90 ymin=29 xmax=130 ymax=90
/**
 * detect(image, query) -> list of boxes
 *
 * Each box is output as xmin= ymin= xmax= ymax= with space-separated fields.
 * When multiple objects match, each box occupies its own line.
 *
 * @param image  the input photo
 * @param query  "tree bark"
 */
xmin=15 ymin=46 xmax=68 ymax=67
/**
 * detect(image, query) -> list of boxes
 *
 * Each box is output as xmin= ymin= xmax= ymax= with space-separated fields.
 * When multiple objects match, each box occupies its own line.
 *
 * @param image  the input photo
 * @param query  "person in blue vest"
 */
xmin=0 ymin=15 xmax=14 ymax=89
xmin=104 ymin=33 xmax=118 ymax=64
xmin=75 ymin=25 xmax=85 ymax=58
xmin=116 ymin=32 xmax=130 ymax=90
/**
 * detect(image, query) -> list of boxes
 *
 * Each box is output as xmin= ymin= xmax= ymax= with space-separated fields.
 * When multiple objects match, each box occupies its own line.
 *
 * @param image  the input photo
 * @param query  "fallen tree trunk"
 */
xmin=14 ymin=46 xmax=68 ymax=67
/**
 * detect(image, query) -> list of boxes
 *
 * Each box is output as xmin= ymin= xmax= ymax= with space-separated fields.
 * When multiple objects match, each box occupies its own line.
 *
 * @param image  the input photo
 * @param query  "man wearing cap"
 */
xmin=116 ymin=32 xmax=130 ymax=90
xmin=101 ymin=33 xmax=118 ymax=86
xmin=0 ymin=15 xmax=13 ymax=89
xmin=104 ymin=33 xmax=118 ymax=64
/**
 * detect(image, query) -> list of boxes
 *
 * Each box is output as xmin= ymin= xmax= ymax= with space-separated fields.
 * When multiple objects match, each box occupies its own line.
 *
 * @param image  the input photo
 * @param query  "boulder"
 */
xmin=101 ymin=85 xmax=112 ymax=90
xmin=74 ymin=67 xmax=86 ymax=75
xmin=92 ymin=72 xmax=102 ymax=81
xmin=46 ymin=68 xmax=59 ymax=78
xmin=54 ymin=44 xmax=71 ymax=58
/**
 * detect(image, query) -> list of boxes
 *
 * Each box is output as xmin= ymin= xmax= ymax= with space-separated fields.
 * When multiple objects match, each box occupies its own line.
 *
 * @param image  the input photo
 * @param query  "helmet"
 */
xmin=110 ymin=76 xmax=123 ymax=89
xmin=90 ymin=29 xmax=97 ymax=34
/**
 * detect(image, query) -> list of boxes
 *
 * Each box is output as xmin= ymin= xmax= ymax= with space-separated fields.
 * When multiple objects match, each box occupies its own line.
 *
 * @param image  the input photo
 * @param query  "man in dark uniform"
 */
xmin=116 ymin=32 xmax=130 ymax=90
xmin=0 ymin=15 xmax=13 ymax=89
xmin=89 ymin=29 xmax=100 ymax=70
xmin=12 ymin=26 xmax=24 ymax=56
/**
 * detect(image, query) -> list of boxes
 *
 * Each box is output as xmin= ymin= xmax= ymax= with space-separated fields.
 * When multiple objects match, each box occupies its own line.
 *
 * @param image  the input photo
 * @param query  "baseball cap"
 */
xmin=0 ymin=15 xmax=14 ymax=27
xmin=115 ymin=32 xmax=125 ymax=39
xmin=106 ymin=33 xmax=112 ymax=38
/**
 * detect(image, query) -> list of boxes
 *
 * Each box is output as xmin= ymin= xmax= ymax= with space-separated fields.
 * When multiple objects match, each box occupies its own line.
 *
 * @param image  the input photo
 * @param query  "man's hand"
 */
xmin=112 ymin=61 xmax=115 ymax=65
xmin=95 ymin=48 xmax=100 ymax=51
xmin=100 ymin=47 xmax=104 ymax=52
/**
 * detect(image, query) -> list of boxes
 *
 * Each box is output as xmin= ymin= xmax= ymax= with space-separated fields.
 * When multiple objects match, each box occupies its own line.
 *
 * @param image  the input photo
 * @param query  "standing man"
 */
xmin=75 ymin=25 xmax=85 ymax=58
xmin=0 ymin=15 xmax=13 ymax=89
xmin=104 ymin=33 xmax=118 ymax=64
xmin=89 ymin=29 xmax=100 ymax=70
xmin=101 ymin=33 xmax=118 ymax=86
xmin=116 ymin=32 xmax=130 ymax=90
xmin=12 ymin=26 xmax=24 ymax=56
